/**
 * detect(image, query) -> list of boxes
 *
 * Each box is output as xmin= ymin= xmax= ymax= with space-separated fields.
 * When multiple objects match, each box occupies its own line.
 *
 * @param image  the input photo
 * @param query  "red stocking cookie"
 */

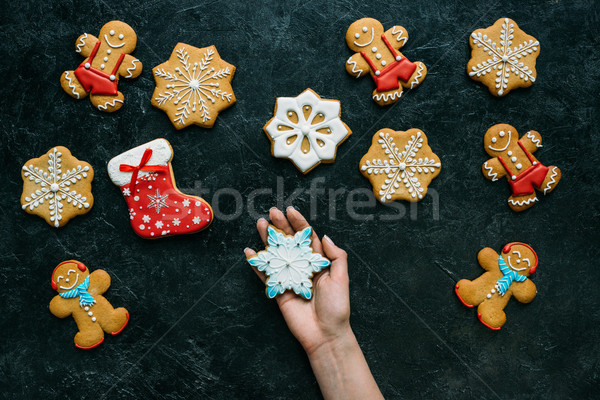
xmin=60 ymin=21 xmax=142 ymax=112
xmin=107 ymin=139 xmax=213 ymax=239
xmin=455 ymin=243 xmax=538 ymax=330
xmin=49 ymin=260 xmax=129 ymax=349
xmin=482 ymin=124 xmax=561 ymax=211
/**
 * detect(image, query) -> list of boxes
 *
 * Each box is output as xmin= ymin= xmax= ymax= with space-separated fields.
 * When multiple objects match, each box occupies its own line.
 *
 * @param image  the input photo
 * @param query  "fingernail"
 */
xmin=286 ymin=205 xmax=296 ymax=212
xmin=323 ymin=235 xmax=334 ymax=245
xmin=269 ymin=207 xmax=279 ymax=212
xmin=243 ymin=247 xmax=250 ymax=252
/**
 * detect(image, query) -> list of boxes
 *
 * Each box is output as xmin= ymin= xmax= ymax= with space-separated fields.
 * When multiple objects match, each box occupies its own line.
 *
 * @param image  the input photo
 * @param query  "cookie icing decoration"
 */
xmin=247 ymin=226 xmax=331 ymax=299
xmin=467 ymin=18 xmax=540 ymax=96
xmin=345 ymin=18 xmax=427 ymax=106
xmin=152 ymin=43 xmax=236 ymax=129
xmin=263 ymin=88 xmax=351 ymax=174
xmin=60 ymin=21 xmax=142 ymax=112
xmin=481 ymin=124 xmax=561 ymax=212
xmin=360 ymin=128 xmax=441 ymax=203
xmin=21 ymin=146 xmax=93 ymax=228
xmin=107 ymin=138 xmax=213 ymax=239
xmin=455 ymin=243 xmax=538 ymax=330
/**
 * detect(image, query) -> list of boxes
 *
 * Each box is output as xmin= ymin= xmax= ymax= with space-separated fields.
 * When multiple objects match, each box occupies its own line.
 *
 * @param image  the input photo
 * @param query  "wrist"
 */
xmin=304 ymin=324 xmax=357 ymax=360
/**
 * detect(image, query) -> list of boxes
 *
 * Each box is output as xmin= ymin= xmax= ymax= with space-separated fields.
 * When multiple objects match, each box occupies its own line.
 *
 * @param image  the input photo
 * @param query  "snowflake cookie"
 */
xmin=152 ymin=43 xmax=236 ymax=129
xmin=247 ymin=225 xmax=331 ymax=299
xmin=467 ymin=18 xmax=540 ymax=96
xmin=263 ymin=89 xmax=352 ymax=174
xmin=360 ymin=129 xmax=441 ymax=203
xmin=21 ymin=147 xmax=93 ymax=228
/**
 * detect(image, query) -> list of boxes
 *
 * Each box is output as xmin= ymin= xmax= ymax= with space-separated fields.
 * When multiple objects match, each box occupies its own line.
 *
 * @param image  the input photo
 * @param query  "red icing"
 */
xmin=111 ymin=312 xmax=129 ymax=335
xmin=498 ymin=141 xmax=549 ymax=197
xmin=75 ymin=336 xmax=104 ymax=350
xmin=454 ymin=284 xmax=474 ymax=308
xmin=77 ymin=262 xmax=87 ymax=271
xmin=73 ymin=41 xmax=124 ymax=96
xmin=478 ymin=313 xmax=501 ymax=331
xmin=502 ymin=242 xmax=538 ymax=274
xmin=360 ymin=33 xmax=417 ymax=92
xmin=51 ymin=260 xmax=78 ymax=290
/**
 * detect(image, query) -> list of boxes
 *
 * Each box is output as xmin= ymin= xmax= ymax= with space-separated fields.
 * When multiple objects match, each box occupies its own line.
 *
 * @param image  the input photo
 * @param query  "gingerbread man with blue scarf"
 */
xmin=455 ymin=243 xmax=538 ymax=330
xmin=49 ymin=260 xmax=129 ymax=349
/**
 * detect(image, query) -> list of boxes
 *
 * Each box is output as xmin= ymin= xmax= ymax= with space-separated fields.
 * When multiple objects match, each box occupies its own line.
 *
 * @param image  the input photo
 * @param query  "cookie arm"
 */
xmin=49 ymin=296 xmax=72 ymax=318
xmin=511 ymin=279 xmax=537 ymax=303
xmin=384 ymin=26 xmax=409 ymax=50
xmin=482 ymin=158 xmax=507 ymax=182
xmin=520 ymin=130 xmax=543 ymax=154
xmin=477 ymin=247 xmax=499 ymax=271
xmin=345 ymin=53 xmax=369 ymax=79
xmin=89 ymin=269 xmax=111 ymax=295
xmin=118 ymin=55 xmax=143 ymax=79
xmin=74 ymin=33 xmax=98 ymax=57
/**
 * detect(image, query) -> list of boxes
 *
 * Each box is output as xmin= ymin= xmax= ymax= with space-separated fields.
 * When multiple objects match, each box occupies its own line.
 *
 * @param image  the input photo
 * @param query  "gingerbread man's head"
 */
xmin=98 ymin=21 xmax=137 ymax=55
xmin=345 ymin=18 xmax=385 ymax=53
xmin=501 ymin=243 xmax=538 ymax=277
xmin=483 ymin=124 xmax=522 ymax=158
xmin=51 ymin=260 xmax=90 ymax=293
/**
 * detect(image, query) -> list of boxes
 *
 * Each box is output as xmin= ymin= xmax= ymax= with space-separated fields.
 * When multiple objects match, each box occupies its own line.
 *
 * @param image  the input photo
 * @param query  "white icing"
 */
xmin=507 ymin=254 xmax=527 ymax=271
xmin=469 ymin=18 xmax=539 ymax=96
xmin=97 ymin=98 xmax=123 ymax=111
xmin=353 ymin=27 xmax=374 ymax=47
xmin=107 ymin=138 xmax=173 ymax=187
xmin=372 ymin=90 xmax=403 ymax=103
xmin=104 ymin=57 xmax=109 ymax=62
xmin=511 ymin=156 xmax=517 ymax=162
xmin=75 ymin=33 xmax=88 ymax=53
xmin=118 ymin=34 xmax=124 ymax=40
xmin=526 ymin=131 xmax=543 ymax=147
xmin=488 ymin=130 xmax=511 ymax=151
xmin=104 ymin=34 xmax=125 ymax=48
xmin=391 ymin=26 xmax=408 ymax=45
xmin=59 ymin=271 xmax=79 ymax=290
xmin=264 ymin=89 xmax=350 ymax=173
xmin=409 ymin=62 xmax=425 ymax=89
xmin=346 ymin=58 xmax=363 ymax=78
xmin=109 ymin=30 xmax=115 ymax=36
xmin=64 ymin=71 xmax=79 ymax=99
xmin=483 ymin=161 xmax=499 ymax=181
xmin=100 ymin=64 xmax=105 ymax=69
xmin=147 ymin=189 xmax=169 ymax=213
xmin=516 ymin=163 xmax=522 ymax=169
xmin=381 ymin=60 xmax=386 ymax=66
xmin=376 ymin=53 xmax=381 ymax=59
xmin=543 ymin=166 xmax=558 ymax=194
xmin=507 ymin=150 xmax=512 ymax=156
xmin=125 ymin=59 xmax=139 ymax=78
xmin=21 ymin=147 xmax=90 ymax=227
xmin=508 ymin=197 xmax=538 ymax=206
xmin=360 ymin=131 xmax=441 ymax=202
xmin=371 ymin=46 xmax=377 ymax=53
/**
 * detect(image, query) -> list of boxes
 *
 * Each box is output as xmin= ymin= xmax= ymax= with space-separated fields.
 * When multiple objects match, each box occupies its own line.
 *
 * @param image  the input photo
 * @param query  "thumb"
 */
xmin=322 ymin=235 xmax=348 ymax=282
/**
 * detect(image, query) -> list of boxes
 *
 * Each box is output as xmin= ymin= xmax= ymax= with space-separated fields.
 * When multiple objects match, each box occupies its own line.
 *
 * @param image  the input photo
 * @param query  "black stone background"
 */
xmin=0 ymin=0 xmax=598 ymax=399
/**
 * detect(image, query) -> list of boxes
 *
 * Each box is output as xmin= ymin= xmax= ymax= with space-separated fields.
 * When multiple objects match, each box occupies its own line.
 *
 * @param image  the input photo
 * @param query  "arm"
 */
xmin=88 ymin=269 xmax=111 ymax=296
xmin=49 ymin=296 xmax=72 ymax=318
xmin=477 ymin=247 xmax=499 ymax=271
xmin=384 ymin=25 xmax=409 ymax=51
xmin=520 ymin=130 xmax=543 ymax=154
xmin=482 ymin=158 xmax=506 ymax=181
xmin=345 ymin=53 xmax=369 ymax=79
xmin=74 ymin=33 xmax=98 ymax=57
xmin=118 ymin=55 xmax=143 ymax=79
xmin=511 ymin=279 xmax=537 ymax=303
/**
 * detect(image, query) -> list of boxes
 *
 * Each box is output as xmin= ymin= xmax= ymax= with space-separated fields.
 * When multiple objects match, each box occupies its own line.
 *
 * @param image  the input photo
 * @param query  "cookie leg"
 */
xmin=104 ymin=308 xmax=130 ymax=335
xmin=372 ymin=87 xmax=404 ymax=106
xmin=539 ymin=166 xmax=561 ymax=195
xmin=74 ymin=324 xmax=105 ymax=349
xmin=507 ymin=192 xmax=538 ymax=212
xmin=477 ymin=301 xmax=506 ymax=330
xmin=60 ymin=71 xmax=88 ymax=100
xmin=90 ymin=92 xmax=125 ymax=112
xmin=404 ymin=61 xmax=427 ymax=90
xmin=455 ymin=279 xmax=486 ymax=307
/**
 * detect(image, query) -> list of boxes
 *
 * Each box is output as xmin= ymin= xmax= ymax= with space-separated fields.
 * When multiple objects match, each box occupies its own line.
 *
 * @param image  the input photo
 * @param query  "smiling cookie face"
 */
xmin=51 ymin=261 xmax=89 ymax=293
xmin=483 ymin=124 xmax=520 ymax=157
xmin=98 ymin=21 xmax=137 ymax=55
xmin=345 ymin=18 xmax=384 ymax=52
xmin=501 ymin=243 xmax=538 ymax=277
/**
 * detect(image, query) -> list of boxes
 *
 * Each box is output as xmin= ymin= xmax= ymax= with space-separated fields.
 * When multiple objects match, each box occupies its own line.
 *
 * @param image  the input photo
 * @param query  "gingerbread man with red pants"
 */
xmin=60 ymin=21 xmax=142 ymax=112
xmin=345 ymin=18 xmax=427 ymax=105
xmin=455 ymin=243 xmax=538 ymax=330
xmin=49 ymin=260 xmax=129 ymax=349
xmin=482 ymin=124 xmax=561 ymax=211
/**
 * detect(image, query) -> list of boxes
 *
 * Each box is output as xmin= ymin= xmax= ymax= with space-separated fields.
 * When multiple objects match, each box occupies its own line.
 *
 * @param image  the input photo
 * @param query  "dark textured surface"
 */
xmin=1 ymin=0 xmax=599 ymax=399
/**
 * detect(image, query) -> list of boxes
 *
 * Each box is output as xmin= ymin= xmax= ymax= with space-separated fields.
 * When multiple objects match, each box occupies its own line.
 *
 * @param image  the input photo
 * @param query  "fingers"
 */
xmin=244 ymin=247 xmax=267 ymax=283
xmin=322 ymin=235 xmax=348 ymax=282
xmin=286 ymin=207 xmax=323 ymax=255
xmin=257 ymin=218 xmax=269 ymax=245
xmin=269 ymin=207 xmax=294 ymax=235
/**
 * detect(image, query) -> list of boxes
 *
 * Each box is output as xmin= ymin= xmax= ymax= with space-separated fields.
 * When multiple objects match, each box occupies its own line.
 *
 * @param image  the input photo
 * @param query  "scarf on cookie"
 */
xmin=59 ymin=275 xmax=96 ymax=307
xmin=494 ymin=255 xmax=527 ymax=295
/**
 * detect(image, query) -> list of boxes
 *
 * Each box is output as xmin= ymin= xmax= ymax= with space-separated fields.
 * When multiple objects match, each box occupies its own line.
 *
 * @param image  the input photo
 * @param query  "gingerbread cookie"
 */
xmin=49 ymin=260 xmax=129 ymax=349
xmin=152 ymin=43 xmax=236 ymax=129
xmin=360 ymin=128 xmax=441 ymax=202
xmin=247 ymin=225 xmax=330 ymax=299
xmin=21 ymin=146 xmax=93 ymax=228
xmin=482 ymin=124 xmax=561 ymax=211
xmin=455 ymin=243 xmax=538 ymax=330
xmin=60 ymin=21 xmax=142 ymax=112
xmin=467 ymin=18 xmax=540 ymax=96
xmin=345 ymin=18 xmax=427 ymax=105
xmin=107 ymin=138 xmax=213 ymax=239
xmin=263 ymin=89 xmax=352 ymax=174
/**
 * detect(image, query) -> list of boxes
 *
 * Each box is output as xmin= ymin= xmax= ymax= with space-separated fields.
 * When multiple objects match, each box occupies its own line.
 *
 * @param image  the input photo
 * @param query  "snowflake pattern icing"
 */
xmin=153 ymin=45 xmax=235 ymax=127
xmin=147 ymin=189 xmax=169 ymax=214
xmin=468 ymin=18 xmax=539 ymax=96
xmin=247 ymin=226 xmax=331 ymax=299
xmin=361 ymin=130 xmax=441 ymax=202
xmin=21 ymin=147 xmax=92 ymax=227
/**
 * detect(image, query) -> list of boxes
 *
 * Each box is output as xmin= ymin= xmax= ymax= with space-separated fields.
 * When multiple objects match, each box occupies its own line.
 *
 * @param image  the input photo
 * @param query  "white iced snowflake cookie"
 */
xmin=467 ymin=18 xmax=540 ymax=96
xmin=263 ymin=88 xmax=352 ymax=174
xmin=360 ymin=128 xmax=441 ymax=203
xmin=151 ymin=43 xmax=236 ymax=129
xmin=21 ymin=146 xmax=94 ymax=227
xmin=247 ymin=225 xmax=331 ymax=299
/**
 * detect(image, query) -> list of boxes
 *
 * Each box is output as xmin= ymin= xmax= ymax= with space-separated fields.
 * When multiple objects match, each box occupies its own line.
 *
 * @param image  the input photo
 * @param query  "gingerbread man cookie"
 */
xmin=49 ymin=261 xmax=129 ymax=349
xmin=455 ymin=243 xmax=538 ymax=330
xmin=482 ymin=124 xmax=561 ymax=211
xmin=345 ymin=18 xmax=427 ymax=105
xmin=60 ymin=21 xmax=142 ymax=112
